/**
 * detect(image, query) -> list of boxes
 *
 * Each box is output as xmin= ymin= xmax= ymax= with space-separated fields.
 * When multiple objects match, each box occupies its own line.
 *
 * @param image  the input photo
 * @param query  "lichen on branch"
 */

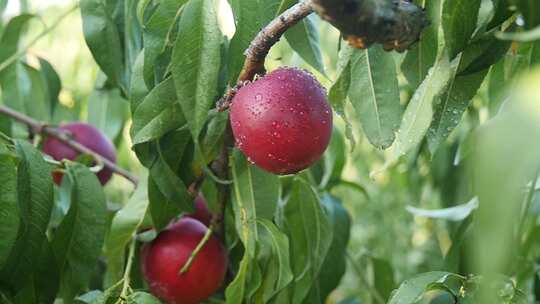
xmin=311 ymin=0 xmax=429 ymax=51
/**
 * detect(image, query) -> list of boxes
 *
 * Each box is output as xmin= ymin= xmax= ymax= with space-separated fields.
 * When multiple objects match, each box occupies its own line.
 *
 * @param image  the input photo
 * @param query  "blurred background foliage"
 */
xmin=2 ymin=0 xmax=540 ymax=303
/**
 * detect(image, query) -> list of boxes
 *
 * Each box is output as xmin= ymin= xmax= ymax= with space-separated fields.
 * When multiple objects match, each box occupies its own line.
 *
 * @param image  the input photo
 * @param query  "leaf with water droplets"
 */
xmin=389 ymin=51 xmax=460 ymax=163
xmin=427 ymin=69 xmax=487 ymax=154
xmin=171 ymin=0 xmax=222 ymax=139
xmin=348 ymin=45 xmax=402 ymax=149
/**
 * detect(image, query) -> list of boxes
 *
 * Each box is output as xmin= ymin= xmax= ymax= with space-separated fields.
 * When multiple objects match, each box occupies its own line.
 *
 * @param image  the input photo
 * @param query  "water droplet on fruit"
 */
xmin=273 ymin=132 xmax=281 ymax=139
xmin=247 ymin=157 xmax=255 ymax=164
xmin=255 ymin=94 xmax=263 ymax=101
xmin=322 ymin=120 xmax=327 ymax=124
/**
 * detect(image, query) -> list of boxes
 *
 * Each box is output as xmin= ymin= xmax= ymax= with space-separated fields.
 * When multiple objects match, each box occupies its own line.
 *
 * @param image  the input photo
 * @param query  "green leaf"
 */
xmin=131 ymin=78 xmax=185 ymax=145
xmin=88 ymin=88 xmax=129 ymax=142
xmin=280 ymin=178 xmax=333 ymax=303
xmin=0 ymin=14 xmax=34 ymax=63
xmin=130 ymin=50 xmax=149 ymax=113
xmin=225 ymin=250 xmax=262 ymax=304
xmin=315 ymin=194 xmax=351 ymax=301
xmin=104 ymin=175 xmax=149 ymax=286
xmin=401 ymin=0 xmax=441 ymax=89
xmin=127 ymin=292 xmax=162 ymax=304
xmin=328 ymin=50 xmax=355 ymax=147
xmin=284 ymin=14 xmax=325 ymax=74
xmin=388 ymin=272 xmax=452 ymax=304
xmin=227 ymin=0 xmax=280 ymax=82
xmin=12 ymin=240 xmax=60 ymax=304
xmin=230 ymin=149 xmax=280 ymax=254
xmin=38 ymin=57 xmax=61 ymax=117
xmin=0 ymin=141 xmax=54 ymax=290
xmin=442 ymin=0 xmax=482 ymax=59
xmin=389 ymin=51 xmax=460 ymax=163
xmin=171 ymin=0 xmax=222 ymax=139
xmin=147 ymin=133 xmax=193 ymax=230
xmin=348 ymin=45 xmax=402 ymax=149
xmin=457 ymin=34 xmax=511 ymax=76
xmin=318 ymin=128 xmax=346 ymax=189
xmin=426 ymin=68 xmax=487 ymax=153
xmin=80 ymin=0 xmax=126 ymax=90
xmin=253 ymin=219 xmax=294 ymax=303
xmin=0 ymin=146 xmax=19 ymax=269
xmin=142 ymin=0 xmax=188 ymax=87
xmin=52 ymin=163 xmax=107 ymax=300
xmin=1 ymin=63 xmax=51 ymax=126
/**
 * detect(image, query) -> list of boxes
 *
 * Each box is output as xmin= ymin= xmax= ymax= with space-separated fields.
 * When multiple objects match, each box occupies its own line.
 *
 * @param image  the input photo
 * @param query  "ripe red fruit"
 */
xmin=141 ymin=218 xmax=227 ymax=304
xmin=230 ymin=67 xmax=332 ymax=174
xmin=42 ymin=122 xmax=117 ymax=185
xmin=186 ymin=194 xmax=213 ymax=226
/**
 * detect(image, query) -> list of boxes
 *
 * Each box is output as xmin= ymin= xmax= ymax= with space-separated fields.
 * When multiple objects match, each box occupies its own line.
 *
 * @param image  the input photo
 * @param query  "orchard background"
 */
xmin=0 ymin=0 xmax=540 ymax=303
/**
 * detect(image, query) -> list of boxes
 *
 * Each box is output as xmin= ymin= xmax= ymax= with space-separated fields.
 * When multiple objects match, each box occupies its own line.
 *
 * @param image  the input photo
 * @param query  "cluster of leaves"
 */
xmin=1 ymin=0 xmax=540 ymax=303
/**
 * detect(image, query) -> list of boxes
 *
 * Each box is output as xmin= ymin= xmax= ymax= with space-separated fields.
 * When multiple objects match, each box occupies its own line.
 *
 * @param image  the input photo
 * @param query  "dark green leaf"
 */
xmin=38 ymin=58 xmax=61 ymax=117
xmin=0 ymin=141 xmax=54 ymax=291
xmin=280 ymin=178 xmax=332 ymax=303
xmin=316 ymin=194 xmax=351 ymax=301
xmin=171 ymin=0 xmax=222 ymax=139
xmin=318 ymin=128 xmax=346 ymax=189
xmin=0 ymin=145 xmax=19 ymax=269
xmin=442 ymin=0 xmax=482 ymax=58
xmin=80 ymin=0 xmax=126 ymax=90
xmin=457 ymin=34 xmax=511 ymax=76
xmin=401 ymin=0 xmax=441 ymax=89
xmin=427 ymin=66 xmax=488 ymax=153
xmin=148 ymin=135 xmax=193 ymax=230
xmin=52 ymin=163 xmax=107 ymax=300
xmin=348 ymin=45 xmax=401 ymax=149
xmin=142 ymin=0 xmax=188 ymax=87
xmin=130 ymin=50 xmax=149 ymax=113
xmin=131 ymin=78 xmax=185 ymax=145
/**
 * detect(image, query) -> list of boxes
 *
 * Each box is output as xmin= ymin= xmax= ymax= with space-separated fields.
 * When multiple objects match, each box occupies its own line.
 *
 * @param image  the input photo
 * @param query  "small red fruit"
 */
xmin=141 ymin=218 xmax=228 ymax=304
xmin=230 ymin=67 xmax=332 ymax=174
xmin=186 ymin=194 xmax=213 ymax=226
xmin=42 ymin=122 xmax=117 ymax=185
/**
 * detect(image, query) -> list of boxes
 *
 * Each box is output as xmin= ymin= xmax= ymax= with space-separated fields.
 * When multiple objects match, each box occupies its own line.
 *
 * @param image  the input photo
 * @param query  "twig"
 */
xmin=179 ymin=226 xmax=214 ymax=274
xmin=0 ymin=105 xmax=139 ymax=186
xmin=119 ymin=238 xmax=137 ymax=299
xmin=218 ymin=1 xmax=315 ymax=111
xmin=0 ymin=4 xmax=79 ymax=73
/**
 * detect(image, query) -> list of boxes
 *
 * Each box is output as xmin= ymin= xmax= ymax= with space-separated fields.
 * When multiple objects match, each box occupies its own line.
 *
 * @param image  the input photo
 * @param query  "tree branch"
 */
xmin=237 ymin=0 xmax=314 ymax=82
xmin=0 ymin=105 xmax=139 ymax=186
xmin=311 ymin=0 xmax=429 ymax=51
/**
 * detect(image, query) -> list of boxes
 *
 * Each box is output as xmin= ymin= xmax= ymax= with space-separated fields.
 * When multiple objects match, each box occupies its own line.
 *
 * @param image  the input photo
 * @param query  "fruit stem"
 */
xmin=120 ymin=238 xmax=137 ymax=299
xmin=0 ymin=105 xmax=140 ymax=186
xmin=179 ymin=226 xmax=214 ymax=275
